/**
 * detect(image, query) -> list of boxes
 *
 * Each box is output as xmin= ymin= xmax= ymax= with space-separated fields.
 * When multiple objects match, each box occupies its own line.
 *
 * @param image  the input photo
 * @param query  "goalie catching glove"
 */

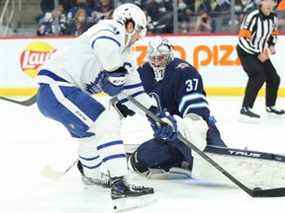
xmin=147 ymin=107 xmax=208 ymax=146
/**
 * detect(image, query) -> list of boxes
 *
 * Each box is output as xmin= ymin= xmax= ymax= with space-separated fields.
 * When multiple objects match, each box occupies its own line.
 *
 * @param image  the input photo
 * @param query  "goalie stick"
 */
xmin=0 ymin=95 xmax=37 ymax=107
xmin=126 ymin=95 xmax=285 ymax=198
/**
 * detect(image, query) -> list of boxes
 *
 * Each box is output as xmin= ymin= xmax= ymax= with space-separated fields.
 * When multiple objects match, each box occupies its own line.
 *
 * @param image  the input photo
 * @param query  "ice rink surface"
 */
xmin=0 ymin=96 xmax=285 ymax=213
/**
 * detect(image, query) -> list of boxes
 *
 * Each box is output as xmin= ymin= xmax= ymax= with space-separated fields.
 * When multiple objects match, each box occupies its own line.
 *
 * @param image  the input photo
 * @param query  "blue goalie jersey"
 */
xmin=138 ymin=58 xmax=211 ymax=124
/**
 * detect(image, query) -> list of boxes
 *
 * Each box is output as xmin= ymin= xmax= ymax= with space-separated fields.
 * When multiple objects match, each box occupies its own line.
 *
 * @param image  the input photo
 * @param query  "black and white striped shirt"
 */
xmin=238 ymin=9 xmax=278 ymax=55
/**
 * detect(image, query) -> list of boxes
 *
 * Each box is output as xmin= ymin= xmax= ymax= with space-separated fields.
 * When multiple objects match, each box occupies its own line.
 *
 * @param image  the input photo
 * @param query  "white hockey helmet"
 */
xmin=148 ymin=37 xmax=174 ymax=81
xmin=113 ymin=3 xmax=147 ymax=38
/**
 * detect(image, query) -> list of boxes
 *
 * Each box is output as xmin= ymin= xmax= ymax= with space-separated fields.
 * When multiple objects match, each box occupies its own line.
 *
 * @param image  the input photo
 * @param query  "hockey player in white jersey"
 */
xmin=35 ymin=4 xmax=177 ymax=204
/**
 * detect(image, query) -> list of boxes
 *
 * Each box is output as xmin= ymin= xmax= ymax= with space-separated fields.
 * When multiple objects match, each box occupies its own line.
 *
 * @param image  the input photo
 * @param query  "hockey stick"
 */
xmin=41 ymin=160 xmax=78 ymax=180
xmin=127 ymin=95 xmax=285 ymax=198
xmin=0 ymin=95 xmax=37 ymax=107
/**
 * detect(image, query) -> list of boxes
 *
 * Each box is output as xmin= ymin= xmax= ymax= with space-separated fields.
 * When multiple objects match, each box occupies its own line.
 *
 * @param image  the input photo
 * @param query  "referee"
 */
xmin=237 ymin=0 xmax=284 ymax=121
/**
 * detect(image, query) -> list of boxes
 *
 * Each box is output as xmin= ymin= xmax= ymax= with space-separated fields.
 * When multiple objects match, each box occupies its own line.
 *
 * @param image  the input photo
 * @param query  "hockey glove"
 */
xmin=87 ymin=67 xmax=128 ymax=96
xmin=148 ymin=107 xmax=178 ymax=141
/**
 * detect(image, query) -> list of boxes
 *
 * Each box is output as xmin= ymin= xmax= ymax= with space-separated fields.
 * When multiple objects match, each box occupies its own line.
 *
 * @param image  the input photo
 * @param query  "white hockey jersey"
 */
xmin=36 ymin=19 xmax=156 ymax=112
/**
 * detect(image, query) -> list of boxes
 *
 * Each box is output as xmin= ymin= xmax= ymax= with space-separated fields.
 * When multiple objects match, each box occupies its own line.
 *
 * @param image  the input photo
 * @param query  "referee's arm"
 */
xmin=268 ymin=16 xmax=278 ymax=50
xmin=238 ymin=11 xmax=260 ymax=55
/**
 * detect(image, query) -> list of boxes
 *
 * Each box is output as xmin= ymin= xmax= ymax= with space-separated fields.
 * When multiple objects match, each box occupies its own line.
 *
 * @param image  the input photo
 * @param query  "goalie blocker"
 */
xmin=127 ymin=143 xmax=285 ymax=189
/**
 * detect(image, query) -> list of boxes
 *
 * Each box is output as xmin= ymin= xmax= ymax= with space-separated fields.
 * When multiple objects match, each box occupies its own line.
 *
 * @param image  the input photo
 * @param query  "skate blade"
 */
xmin=238 ymin=114 xmax=261 ymax=124
xmin=266 ymin=113 xmax=285 ymax=119
xmin=112 ymin=194 xmax=157 ymax=212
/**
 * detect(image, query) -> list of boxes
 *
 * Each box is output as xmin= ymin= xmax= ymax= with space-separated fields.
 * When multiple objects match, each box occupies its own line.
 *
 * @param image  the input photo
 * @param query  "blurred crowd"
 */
xmin=36 ymin=0 xmax=285 ymax=36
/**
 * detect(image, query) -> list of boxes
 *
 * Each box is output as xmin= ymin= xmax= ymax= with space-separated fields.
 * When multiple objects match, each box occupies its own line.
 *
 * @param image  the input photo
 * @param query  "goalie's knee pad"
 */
xmin=176 ymin=114 xmax=208 ymax=150
xmin=128 ymin=138 xmax=191 ymax=175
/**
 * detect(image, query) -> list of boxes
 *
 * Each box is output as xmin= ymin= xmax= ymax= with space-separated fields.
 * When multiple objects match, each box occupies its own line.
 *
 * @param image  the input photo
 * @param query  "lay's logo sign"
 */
xmin=20 ymin=41 xmax=56 ymax=78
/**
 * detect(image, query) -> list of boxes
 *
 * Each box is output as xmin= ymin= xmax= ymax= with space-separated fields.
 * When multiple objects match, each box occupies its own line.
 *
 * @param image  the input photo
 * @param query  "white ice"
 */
xmin=0 ymin=96 xmax=285 ymax=213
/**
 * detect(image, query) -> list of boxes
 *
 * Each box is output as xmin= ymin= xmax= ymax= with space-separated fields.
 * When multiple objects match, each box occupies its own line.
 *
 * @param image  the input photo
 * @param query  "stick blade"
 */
xmin=252 ymin=187 xmax=285 ymax=197
xmin=0 ymin=95 xmax=37 ymax=106
xmin=41 ymin=166 xmax=65 ymax=180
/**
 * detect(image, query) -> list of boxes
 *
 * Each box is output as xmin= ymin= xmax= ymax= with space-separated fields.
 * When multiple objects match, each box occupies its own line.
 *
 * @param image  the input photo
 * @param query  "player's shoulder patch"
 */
xmin=176 ymin=62 xmax=190 ymax=70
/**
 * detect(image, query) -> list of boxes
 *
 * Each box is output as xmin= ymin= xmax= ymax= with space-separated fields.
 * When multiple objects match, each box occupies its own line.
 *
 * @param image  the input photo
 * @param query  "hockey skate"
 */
xmin=266 ymin=106 xmax=285 ymax=117
xmin=239 ymin=107 xmax=260 ymax=123
xmin=111 ymin=176 xmax=156 ymax=211
xmin=77 ymin=161 xmax=111 ymax=188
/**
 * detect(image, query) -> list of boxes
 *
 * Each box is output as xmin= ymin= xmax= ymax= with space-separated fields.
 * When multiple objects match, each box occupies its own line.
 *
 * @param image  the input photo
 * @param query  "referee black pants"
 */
xmin=237 ymin=46 xmax=280 ymax=108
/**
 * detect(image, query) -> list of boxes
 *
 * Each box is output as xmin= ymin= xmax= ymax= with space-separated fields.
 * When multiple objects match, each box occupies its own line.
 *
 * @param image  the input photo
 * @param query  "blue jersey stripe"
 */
xmin=91 ymin=36 xmax=121 ymax=48
xmin=179 ymin=93 xmax=207 ymax=112
xmin=102 ymin=154 xmax=126 ymax=163
xmin=123 ymin=83 xmax=143 ymax=90
xmin=97 ymin=140 xmax=123 ymax=150
xmin=182 ymin=102 xmax=209 ymax=117
xmin=179 ymin=98 xmax=208 ymax=115
xmin=38 ymin=69 xmax=69 ymax=82
xmin=79 ymin=155 xmax=100 ymax=161
xmin=81 ymin=162 xmax=102 ymax=169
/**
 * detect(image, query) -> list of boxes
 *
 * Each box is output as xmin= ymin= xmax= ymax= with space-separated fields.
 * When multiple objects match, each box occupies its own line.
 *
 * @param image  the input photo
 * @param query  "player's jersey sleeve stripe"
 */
xmin=179 ymin=93 xmax=207 ymax=112
xmin=123 ymin=83 xmax=143 ymax=90
xmin=97 ymin=140 xmax=124 ymax=150
xmin=182 ymin=102 xmax=209 ymax=118
xmin=91 ymin=36 xmax=121 ymax=48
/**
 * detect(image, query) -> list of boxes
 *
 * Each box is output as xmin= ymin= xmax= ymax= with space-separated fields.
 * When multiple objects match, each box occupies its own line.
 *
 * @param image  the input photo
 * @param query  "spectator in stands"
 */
xmin=214 ymin=0 xmax=231 ymax=12
xmin=194 ymin=10 xmax=213 ymax=33
xmin=59 ymin=0 xmax=77 ymax=12
xmin=37 ymin=5 xmax=67 ymax=36
xmin=178 ymin=1 xmax=196 ymax=33
xmin=239 ymin=0 xmax=257 ymax=12
xmin=183 ymin=0 xmax=195 ymax=12
xmin=197 ymin=0 xmax=213 ymax=13
xmin=144 ymin=0 xmax=173 ymax=33
xmin=92 ymin=0 xmax=114 ymax=24
xmin=66 ymin=8 xmax=91 ymax=36
xmin=67 ymin=0 xmax=93 ymax=24
xmin=40 ymin=0 xmax=55 ymax=14
xmin=236 ymin=0 xmax=257 ymax=31
xmin=276 ymin=0 xmax=285 ymax=30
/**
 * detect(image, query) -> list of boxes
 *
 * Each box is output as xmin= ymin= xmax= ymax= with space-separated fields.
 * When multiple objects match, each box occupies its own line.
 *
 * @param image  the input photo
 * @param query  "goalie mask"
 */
xmin=148 ymin=37 xmax=174 ymax=81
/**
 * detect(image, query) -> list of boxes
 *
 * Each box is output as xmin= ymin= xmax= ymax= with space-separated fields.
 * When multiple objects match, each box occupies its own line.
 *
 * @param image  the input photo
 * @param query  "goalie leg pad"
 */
xmin=192 ymin=146 xmax=285 ymax=188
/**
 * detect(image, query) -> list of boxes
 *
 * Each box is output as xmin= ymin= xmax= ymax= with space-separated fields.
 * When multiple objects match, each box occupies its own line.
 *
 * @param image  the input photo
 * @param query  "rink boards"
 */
xmin=0 ymin=35 xmax=284 ymax=97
